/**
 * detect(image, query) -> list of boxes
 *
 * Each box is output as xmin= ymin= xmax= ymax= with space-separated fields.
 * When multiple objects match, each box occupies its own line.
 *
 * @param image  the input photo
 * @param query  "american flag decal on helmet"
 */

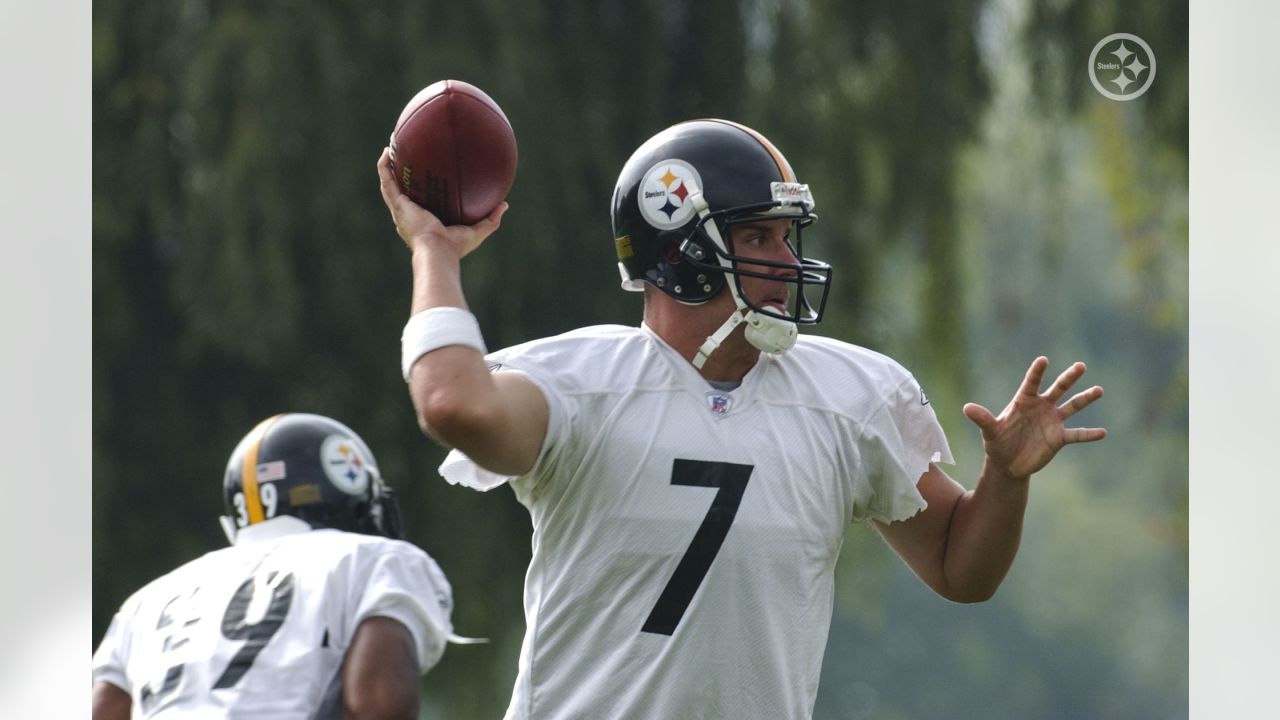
xmin=256 ymin=460 xmax=286 ymax=482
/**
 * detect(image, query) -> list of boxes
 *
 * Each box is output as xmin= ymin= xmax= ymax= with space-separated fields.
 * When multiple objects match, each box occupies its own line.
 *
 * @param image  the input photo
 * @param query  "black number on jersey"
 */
xmin=139 ymin=587 xmax=202 ymax=714
xmin=641 ymin=459 xmax=754 ymax=636
xmin=213 ymin=570 xmax=296 ymax=689
xmin=139 ymin=663 xmax=183 ymax=714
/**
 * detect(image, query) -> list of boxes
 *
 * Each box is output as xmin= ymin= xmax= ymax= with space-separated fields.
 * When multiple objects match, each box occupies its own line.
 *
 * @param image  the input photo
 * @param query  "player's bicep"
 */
xmin=446 ymin=369 xmax=549 ymax=477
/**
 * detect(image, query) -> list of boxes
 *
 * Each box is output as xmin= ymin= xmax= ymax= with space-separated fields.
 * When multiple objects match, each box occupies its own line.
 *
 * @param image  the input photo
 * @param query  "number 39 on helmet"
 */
xmin=219 ymin=413 xmax=404 ymax=543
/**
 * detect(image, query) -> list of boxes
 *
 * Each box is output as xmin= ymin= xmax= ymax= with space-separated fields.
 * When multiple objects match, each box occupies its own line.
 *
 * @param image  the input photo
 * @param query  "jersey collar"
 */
xmin=233 ymin=515 xmax=313 ymax=545
xmin=638 ymin=322 xmax=772 ymax=402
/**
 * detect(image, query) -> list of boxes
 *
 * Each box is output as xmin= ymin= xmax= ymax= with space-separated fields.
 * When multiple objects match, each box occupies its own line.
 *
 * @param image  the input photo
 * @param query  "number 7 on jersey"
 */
xmin=641 ymin=459 xmax=753 ymax=636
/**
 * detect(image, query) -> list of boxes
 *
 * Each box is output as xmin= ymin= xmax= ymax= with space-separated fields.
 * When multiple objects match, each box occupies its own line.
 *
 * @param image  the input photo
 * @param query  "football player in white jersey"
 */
xmin=92 ymin=413 xmax=469 ymax=720
xmin=377 ymin=119 xmax=1107 ymax=719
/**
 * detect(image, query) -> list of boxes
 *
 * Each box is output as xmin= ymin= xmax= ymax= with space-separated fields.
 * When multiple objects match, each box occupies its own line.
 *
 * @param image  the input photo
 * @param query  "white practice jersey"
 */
xmin=441 ymin=324 xmax=953 ymax=720
xmin=92 ymin=516 xmax=456 ymax=719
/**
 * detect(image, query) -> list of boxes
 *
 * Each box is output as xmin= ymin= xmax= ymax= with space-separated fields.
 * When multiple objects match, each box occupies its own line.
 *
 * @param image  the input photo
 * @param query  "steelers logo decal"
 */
xmin=638 ymin=159 xmax=703 ymax=230
xmin=320 ymin=434 xmax=371 ymax=495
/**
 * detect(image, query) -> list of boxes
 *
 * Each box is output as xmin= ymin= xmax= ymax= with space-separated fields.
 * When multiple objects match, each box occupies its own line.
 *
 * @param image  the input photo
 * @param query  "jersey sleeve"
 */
xmin=90 ymin=610 xmax=133 ymax=692
xmin=438 ymin=363 xmax=567 ymax=492
xmin=347 ymin=542 xmax=458 ymax=673
xmin=852 ymin=375 xmax=955 ymax=524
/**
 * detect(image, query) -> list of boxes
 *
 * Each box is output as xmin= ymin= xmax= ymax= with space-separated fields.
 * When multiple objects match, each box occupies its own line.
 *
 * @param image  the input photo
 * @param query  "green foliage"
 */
xmin=93 ymin=0 xmax=1186 ymax=716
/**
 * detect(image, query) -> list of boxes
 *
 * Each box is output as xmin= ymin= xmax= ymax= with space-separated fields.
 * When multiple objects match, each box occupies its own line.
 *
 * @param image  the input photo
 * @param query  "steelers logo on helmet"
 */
xmin=638 ymin=159 xmax=703 ymax=230
xmin=320 ymin=434 xmax=371 ymax=495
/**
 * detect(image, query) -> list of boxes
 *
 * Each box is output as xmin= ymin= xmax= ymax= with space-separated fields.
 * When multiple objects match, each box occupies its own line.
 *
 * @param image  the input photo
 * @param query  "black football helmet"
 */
xmin=219 ymin=413 xmax=404 ymax=543
xmin=611 ymin=119 xmax=832 ymax=326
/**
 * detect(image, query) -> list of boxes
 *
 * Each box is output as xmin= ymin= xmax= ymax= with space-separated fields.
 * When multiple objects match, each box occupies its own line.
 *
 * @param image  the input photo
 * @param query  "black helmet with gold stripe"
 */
xmin=219 ymin=413 xmax=403 ymax=543
xmin=611 ymin=118 xmax=832 ymax=326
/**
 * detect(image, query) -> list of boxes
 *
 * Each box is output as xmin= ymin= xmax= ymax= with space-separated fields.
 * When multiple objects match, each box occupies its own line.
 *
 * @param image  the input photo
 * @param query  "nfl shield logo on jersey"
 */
xmin=705 ymin=391 xmax=733 ymax=416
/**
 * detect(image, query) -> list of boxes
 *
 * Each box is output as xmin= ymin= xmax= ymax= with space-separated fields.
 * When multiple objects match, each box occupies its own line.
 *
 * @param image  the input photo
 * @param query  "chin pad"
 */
xmin=745 ymin=312 xmax=798 ymax=355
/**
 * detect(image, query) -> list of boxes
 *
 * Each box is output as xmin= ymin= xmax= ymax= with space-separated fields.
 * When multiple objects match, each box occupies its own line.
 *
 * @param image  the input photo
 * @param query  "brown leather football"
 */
xmin=388 ymin=80 xmax=517 ymax=226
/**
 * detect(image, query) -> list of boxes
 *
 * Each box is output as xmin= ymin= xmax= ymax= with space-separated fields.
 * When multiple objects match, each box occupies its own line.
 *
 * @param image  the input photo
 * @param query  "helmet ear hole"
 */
xmin=662 ymin=236 xmax=684 ymax=264
xmin=646 ymin=230 xmax=725 ymax=303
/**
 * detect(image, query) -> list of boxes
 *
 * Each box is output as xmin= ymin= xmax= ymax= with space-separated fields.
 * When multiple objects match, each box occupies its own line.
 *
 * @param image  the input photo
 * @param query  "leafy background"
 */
xmin=93 ymin=0 xmax=1187 ymax=717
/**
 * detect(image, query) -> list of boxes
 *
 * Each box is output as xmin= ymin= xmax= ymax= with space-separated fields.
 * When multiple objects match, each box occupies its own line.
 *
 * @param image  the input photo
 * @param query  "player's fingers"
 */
xmin=1058 ymin=385 xmax=1103 ymax=419
xmin=962 ymin=402 xmax=997 ymax=434
xmin=377 ymin=150 xmax=413 ymax=204
xmin=1045 ymin=361 xmax=1086 ymax=402
xmin=468 ymin=202 xmax=510 ymax=241
xmin=1016 ymin=356 xmax=1050 ymax=398
xmin=1063 ymin=426 xmax=1107 ymax=444
xmin=377 ymin=147 xmax=395 ymax=181
xmin=480 ymin=202 xmax=509 ymax=228
xmin=377 ymin=150 xmax=402 ymax=206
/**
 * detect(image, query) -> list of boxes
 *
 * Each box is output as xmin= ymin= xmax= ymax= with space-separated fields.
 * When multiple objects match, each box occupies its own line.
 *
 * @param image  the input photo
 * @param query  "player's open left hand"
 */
xmin=962 ymin=357 xmax=1106 ymax=481
xmin=377 ymin=147 xmax=508 ymax=258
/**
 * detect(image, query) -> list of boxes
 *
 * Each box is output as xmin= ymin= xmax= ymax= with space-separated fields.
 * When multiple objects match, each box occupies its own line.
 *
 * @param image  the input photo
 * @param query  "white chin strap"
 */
xmin=688 ymin=189 xmax=798 ymax=370
xmin=692 ymin=288 xmax=798 ymax=369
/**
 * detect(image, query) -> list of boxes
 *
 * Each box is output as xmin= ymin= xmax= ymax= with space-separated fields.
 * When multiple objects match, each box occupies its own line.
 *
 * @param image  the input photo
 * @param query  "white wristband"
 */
xmin=400 ymin=307 xmax=487 ymax=381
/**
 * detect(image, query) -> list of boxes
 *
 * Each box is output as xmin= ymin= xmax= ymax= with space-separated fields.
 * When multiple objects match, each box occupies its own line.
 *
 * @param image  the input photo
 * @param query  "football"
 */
xmin=388 ymin=79 xmax=518 ymax=226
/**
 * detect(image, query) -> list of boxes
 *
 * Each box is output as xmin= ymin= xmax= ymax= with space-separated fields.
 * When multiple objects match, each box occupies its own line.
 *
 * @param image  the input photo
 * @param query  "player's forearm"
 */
xmin=409 ymin=240 xmax=467 ymax=313
xmin=342 ymin=617 xmax=420 ymax=720
xmin=940 ymin=460 xmax=1029 ymax=602
xmin=402 ymin=241 xmax=547 ymax=474
xmin=405 ymin=241 xmax=490 ymax=439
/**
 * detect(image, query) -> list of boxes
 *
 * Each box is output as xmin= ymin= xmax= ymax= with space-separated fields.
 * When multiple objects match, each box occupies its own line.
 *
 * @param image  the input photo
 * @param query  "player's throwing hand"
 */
xmin=377 ymin=147 xmax=508 ymax=258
